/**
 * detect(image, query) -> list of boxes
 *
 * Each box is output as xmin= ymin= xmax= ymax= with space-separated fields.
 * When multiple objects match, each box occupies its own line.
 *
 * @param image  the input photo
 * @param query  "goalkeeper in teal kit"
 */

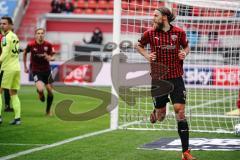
xmin=0 ymin=16 xmax=21 ymax=125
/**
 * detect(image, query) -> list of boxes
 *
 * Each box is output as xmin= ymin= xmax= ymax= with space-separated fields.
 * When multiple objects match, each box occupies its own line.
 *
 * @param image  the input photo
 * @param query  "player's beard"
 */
xmin=155 ymin=22 xmax=164 ymax=32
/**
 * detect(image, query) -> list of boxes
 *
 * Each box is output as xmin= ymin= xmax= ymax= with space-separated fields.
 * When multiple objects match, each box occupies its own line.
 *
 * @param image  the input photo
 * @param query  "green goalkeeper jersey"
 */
xmin=0 ymin=30 xmax=20 ymax=71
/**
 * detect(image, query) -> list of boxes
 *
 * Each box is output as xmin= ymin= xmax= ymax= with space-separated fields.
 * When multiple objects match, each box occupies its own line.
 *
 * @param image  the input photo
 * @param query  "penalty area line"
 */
xmin=0 ymin=128 xmax=114 ymax=160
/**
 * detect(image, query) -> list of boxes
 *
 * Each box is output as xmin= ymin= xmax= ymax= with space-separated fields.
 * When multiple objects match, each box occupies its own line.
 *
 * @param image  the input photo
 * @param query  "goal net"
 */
xmin=113 ymin=0 xmax=240 ymax=133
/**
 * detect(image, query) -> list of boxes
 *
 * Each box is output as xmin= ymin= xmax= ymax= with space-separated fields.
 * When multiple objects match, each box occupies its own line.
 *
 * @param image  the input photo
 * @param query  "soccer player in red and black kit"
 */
xmin=23 ymin=28 xmax=55 ymax=116
xmin=136 ymin=7 xmax=196 ymax=160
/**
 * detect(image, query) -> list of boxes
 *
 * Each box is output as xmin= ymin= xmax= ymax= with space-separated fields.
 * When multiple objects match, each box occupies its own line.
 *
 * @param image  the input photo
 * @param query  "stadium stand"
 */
xmin=13 ymin=0 xmax=240 ymax=64
xmin=17 ymin=0 xmax=51 ymax=41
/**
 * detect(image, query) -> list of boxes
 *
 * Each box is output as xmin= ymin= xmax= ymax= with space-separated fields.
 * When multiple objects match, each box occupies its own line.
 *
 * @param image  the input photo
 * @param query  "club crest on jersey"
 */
xmin=44 ymin=46 xmax=48 ymax=51
xmin=1 ymin=36 xmax=7 ymax=46
xmin=33 ymin=48 xmax=37 ymax=51
xmin=171 ymin=35 xmax=177 ymax=41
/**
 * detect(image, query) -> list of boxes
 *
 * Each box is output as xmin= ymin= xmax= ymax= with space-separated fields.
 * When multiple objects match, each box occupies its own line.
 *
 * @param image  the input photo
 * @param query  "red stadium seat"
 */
xmin=84 ymin=8 xmax=95 ymax=14
xmin=121 ymin=10 xmax=128 ymax=15
xmin=200 ymin=10 xmax=205 ymax=16
xmin=150 ymin=1 xmax=158 ymax=9
xmin=98 ymin=0 xmax=108 ymax=9
xmin=75 ymin=0 xmax=86 ymax=8
xmin=87 ymin=0 xmax=97 ymax=9
xmin=129 ymin=1 xmax=137 ymax=10
xmin=215 ymin=11 xmax=223 ymax=17
xmin=73 ymin=8 xmax=83 ymax=14
xmin=151 ymin=1 xmax=164 ymax=9
xmin=224 ymin=11 xmax=234 ymax=17
xmin=172 ymin=3 xmax=178 ymax=9
xmin=122 ymin=1 xmax=129 ymax=10
xmin=193 ymin=7 xmax=200 ymax=16
xmin=95 ymin=9 xmax=106 ymax=15
xmin=201 ymin=10 xmax=211 ymax=16
xmin=128 ymin=9 xmax=136 ymax=15
xmin=207 ymin=11 xmax=214 ymax=17
xmin=108 ymin=0 xmax=114 ymax=9
xmin=140 ymin=9 xmax=150 ymax=16
xmin=106 ymin=9 xmax=113 ymax=15
xmin=143 ymin=8 xmax=152 ymax=16
xmin=143 ymin=1 xmax=150 ymax=9
xmin=129 ymin=1 xmax=139 ymax=10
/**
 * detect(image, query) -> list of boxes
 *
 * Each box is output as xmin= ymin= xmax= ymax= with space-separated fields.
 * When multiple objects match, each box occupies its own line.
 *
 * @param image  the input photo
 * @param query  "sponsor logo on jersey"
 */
xmin=171 ymin=35 xmax=178 ymax=41
xmin=44 ymin=46 xmax=48 ymax=51
xmin=155 ymin=45 xmax=176 ymax=50
xmin=1 ymin=36 xmax=6 ymax=46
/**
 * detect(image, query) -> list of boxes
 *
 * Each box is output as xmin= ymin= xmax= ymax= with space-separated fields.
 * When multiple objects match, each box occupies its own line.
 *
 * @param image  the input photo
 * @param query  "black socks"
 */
xmin=177 ymin=119 xmax=189 ymax=153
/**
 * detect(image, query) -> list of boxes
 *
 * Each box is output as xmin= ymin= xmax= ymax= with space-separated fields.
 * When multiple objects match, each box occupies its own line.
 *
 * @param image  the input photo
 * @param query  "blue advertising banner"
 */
xmin=184 ymin=67 xmax=213 ymax=85
xmin=0 ymin=0 xmax=18 ymax=17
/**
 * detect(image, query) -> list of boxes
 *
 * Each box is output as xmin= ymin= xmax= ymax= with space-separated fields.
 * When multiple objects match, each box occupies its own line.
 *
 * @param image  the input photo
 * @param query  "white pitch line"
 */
xmin=189 ymin=95 xmax=238 ymax=110
xmin=0 ymin=143 xmax=46 ymax=146
xmin=0 ymin=128 xmax=114 ymax=160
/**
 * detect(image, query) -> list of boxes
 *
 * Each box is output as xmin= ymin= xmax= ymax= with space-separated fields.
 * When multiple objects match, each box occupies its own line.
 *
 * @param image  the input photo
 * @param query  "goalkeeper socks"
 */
xmin=4 ymin=89 xmax=10 ymax=107
xmin=11 ymin=95 xmax=21 ymax=119
xmin=0 ymin=94 xmax=2 ymax=116
xmin=46 ymin=94 xmax=53 ymax=113
xmin=177 ymin=119 xmax=189 ymax=153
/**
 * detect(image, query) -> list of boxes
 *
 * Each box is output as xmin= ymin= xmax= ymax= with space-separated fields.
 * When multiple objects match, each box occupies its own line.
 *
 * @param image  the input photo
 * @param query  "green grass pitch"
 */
xmin=0 ymin=86 xmax=239 ymax=160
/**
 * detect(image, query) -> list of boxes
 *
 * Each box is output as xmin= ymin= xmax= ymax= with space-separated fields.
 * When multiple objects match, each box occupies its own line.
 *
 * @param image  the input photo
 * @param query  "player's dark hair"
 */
xmin=156 ymin=7 xmax=175 ymax=23
xmin=35 ymin=28 xmax=45 ymax=34
xmin=1 ymin=16 xmax=13 ymax=25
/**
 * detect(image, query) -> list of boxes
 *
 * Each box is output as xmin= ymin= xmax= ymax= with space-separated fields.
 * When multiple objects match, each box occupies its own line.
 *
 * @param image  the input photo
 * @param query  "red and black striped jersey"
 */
xmin=138 ymin=25 xmax=188 ymax=80
xmin=25 ymin=40 xmax=53 ymax=72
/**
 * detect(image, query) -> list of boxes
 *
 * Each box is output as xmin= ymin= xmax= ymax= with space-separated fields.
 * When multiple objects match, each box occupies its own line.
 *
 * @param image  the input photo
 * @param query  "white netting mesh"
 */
xmin=116 ymin=0 xmax=240 ymax=133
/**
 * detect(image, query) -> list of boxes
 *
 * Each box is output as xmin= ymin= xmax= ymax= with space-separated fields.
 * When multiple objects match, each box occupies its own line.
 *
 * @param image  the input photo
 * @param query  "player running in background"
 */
xmin=0 ymin=16 xmax=21 ymax=125
xmin=23 ymin=28 xmax=55 ymax=116
xmin=136 ymin=7 xmax=196 ymax=160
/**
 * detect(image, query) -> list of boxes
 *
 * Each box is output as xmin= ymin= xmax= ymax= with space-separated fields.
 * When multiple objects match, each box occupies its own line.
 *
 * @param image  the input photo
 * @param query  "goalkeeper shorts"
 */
xmin=0 ymin=70 xmax=20 ymax=90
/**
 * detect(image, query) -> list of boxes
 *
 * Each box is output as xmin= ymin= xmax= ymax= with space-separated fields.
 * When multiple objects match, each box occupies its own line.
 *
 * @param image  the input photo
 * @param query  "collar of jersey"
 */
xmin=158 ymin=24 xmax=173 ymax=33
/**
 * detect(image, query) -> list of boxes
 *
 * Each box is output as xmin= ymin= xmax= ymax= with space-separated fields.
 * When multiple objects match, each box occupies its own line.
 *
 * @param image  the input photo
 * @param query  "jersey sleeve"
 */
xmin=138 ymin=31 xmax=150 ymax=48
xmin=180 ymin=31 xmax=189 ymax=48
xmin=48 ymin=43 xmax=54 ymax=55
xmin=25 ymin=43 xmax=31 ymax=53
xmin=0 ymin=36 xmax=11 ymax=62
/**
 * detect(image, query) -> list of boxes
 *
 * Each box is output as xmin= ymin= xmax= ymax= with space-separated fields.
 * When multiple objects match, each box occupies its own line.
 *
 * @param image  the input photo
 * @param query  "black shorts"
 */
xmin=151 ymin=77 xmax=186 ymax=108
xmin=32 ymin=71 xmax=53 ymax=84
